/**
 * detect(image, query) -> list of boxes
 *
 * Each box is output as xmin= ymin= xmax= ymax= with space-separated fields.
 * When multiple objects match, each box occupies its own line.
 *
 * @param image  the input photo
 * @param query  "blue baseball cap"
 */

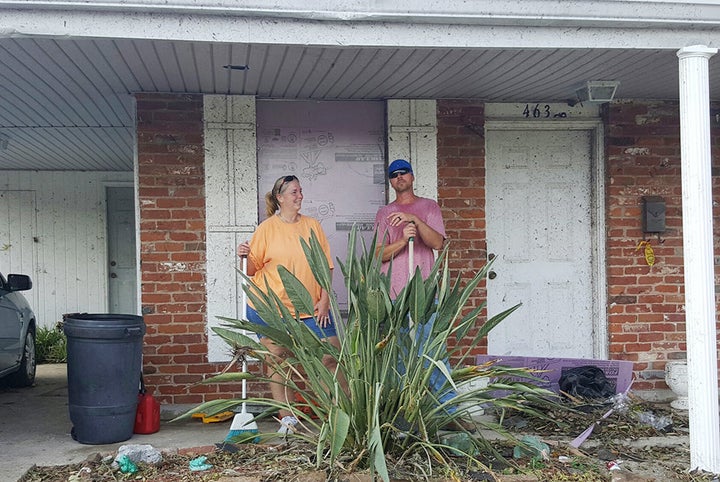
xmin=388 ymin=159 xmax=413 ymax=176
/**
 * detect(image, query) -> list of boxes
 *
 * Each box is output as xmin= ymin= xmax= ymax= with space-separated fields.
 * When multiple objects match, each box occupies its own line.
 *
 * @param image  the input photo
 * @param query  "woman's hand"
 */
xmin=315 ymin=290 xmax=331 ymax=327
xmin=237 ymin=241 xmax=250 ymax=257
xmin=236 ymin=241 xmax=258 ymax=275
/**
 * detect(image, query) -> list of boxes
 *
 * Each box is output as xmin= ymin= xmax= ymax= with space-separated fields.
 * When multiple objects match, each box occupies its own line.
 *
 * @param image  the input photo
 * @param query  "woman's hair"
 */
xmin=265 ymin=175 xmax=298 ymax=217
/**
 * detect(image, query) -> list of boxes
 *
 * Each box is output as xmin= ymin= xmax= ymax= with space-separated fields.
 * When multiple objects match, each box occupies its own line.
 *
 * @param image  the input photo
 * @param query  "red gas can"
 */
xmin=134 ymin=377 xmax=160 ymax=434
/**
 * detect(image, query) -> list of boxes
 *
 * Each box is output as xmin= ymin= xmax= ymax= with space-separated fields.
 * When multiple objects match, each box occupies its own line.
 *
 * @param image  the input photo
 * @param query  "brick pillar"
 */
xmin=136 ymin=93 xmax=217 ymax=404
xmin=436 ymin=100 xmax=488 ymax=357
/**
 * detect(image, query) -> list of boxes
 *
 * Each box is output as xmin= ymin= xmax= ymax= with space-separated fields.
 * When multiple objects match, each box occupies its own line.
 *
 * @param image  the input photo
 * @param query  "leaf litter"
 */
xmin=18 ymin=396 xmax=719 ymax=482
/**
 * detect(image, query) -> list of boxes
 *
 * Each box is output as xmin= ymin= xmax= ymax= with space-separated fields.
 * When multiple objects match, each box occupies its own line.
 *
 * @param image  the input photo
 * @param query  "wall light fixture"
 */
xmin=570 ymin=80 xmax=620 ymax=106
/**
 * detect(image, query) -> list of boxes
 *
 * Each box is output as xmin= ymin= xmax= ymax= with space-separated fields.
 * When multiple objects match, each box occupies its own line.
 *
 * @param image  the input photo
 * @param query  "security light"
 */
xmin=574 ymin=80 xmax=620 ymax=104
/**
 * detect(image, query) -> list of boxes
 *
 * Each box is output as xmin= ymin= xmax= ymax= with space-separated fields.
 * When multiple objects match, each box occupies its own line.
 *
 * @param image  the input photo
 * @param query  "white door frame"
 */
xmin=484 ymin=119 xmax=608 ymax=358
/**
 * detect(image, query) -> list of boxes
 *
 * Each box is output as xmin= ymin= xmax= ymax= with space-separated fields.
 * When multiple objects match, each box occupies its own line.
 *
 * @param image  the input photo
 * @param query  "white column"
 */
xmin=386 ymin=99 xmax=438 ymax=202
xmin=204 ymin=95 xmax=258 ymax=363
xmin=677 ymin=44 xmax=720 ymax=473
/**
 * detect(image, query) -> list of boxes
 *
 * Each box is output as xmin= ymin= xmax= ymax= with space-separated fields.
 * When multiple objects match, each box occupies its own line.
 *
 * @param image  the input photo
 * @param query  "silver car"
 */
xmin=0 ymin=272 xmax=36 ymax=387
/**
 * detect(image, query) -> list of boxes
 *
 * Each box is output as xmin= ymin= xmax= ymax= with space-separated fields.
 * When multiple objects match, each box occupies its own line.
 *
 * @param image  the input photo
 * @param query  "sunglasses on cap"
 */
xmin=389 ymin=169 xmax=410 ymax=179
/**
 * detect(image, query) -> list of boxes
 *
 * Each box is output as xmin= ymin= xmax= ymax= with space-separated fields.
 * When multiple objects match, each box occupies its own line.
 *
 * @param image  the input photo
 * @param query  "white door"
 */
xmin=107 ymin=187 xmax=137 ymax=314
xmin=486 ymin=129 xmax=595 ymax=358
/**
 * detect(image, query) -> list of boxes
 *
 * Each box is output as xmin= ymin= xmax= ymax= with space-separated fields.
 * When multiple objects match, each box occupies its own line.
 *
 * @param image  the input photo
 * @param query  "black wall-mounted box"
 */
xmin=642 ymin=196 xmax=666 ymax=233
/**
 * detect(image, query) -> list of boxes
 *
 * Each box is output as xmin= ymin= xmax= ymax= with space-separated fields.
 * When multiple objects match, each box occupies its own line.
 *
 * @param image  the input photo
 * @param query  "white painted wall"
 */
xmin=0 ymin=170 xmax=132 ymax=328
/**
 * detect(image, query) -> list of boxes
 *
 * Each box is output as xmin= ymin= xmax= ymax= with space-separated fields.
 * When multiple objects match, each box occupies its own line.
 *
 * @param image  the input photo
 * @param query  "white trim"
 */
xmin=205 ymin=122 xmax=254 ymax=130
xmin=2 ymin=8 xmax=718 ymax=50
xmin=485 ymin=119 xmax=608 ymax=359
xmin=3 ymin=0 xmax=720 ymax=28
xmin=133 ymin=96 xmax=141 ymax=317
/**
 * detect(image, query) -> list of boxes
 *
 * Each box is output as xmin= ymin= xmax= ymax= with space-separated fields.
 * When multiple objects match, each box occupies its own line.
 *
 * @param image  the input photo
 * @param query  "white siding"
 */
xmin=0 ymin=191 xmax=36 ymax=283
xmin=0 ymin=171 xmax=132 ymax=328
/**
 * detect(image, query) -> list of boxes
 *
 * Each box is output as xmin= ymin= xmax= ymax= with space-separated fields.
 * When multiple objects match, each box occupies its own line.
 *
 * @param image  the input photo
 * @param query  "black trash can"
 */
xmin=63 ymin=313 xmax=145 ymax=444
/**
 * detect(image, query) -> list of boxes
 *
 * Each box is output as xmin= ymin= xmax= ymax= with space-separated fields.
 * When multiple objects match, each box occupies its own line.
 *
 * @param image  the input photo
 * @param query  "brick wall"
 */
xmin=136 ymin=93 xmax=253 ymax=404
xmin=606 ymin=101 xmax=719 ymax=390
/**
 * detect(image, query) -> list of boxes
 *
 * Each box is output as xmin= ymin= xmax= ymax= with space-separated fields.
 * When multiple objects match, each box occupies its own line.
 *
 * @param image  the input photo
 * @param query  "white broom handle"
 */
xmin=408 ymin=237 xmax=414 ymax=279
xmin=241 ymin=255 xmax=248 ymax=404
xmin=242 ymin=256 xmax=248 ymax=321
xmin=408 ymin=227 xmax=414 ymax=331
xmin=407 ymin=220 xmax=415 ymax=277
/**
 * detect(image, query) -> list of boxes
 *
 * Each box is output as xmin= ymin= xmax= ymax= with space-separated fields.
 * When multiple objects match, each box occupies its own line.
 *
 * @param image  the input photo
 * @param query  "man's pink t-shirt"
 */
xmin=374 ymin=197 xmax=446 ymax=298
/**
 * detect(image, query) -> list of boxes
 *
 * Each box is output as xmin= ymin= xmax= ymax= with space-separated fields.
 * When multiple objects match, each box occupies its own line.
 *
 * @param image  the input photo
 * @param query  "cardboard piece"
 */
xmin=476 ymin=355 xmax=634 ymax=395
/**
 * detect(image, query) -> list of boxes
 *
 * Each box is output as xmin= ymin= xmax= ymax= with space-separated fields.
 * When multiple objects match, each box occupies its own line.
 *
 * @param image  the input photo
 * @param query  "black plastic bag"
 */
xmin=559 ymin=365 xmax=616 ymax=399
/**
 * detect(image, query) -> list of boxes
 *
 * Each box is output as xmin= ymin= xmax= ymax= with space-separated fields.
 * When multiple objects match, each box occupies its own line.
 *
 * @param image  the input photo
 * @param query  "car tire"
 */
xmin=7 ymin=329 xmax=36 ymax=387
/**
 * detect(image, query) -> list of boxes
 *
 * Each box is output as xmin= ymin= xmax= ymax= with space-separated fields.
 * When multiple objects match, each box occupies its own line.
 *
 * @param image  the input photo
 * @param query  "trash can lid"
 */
xmin=63 ymin=313 xmax=146 ymax=339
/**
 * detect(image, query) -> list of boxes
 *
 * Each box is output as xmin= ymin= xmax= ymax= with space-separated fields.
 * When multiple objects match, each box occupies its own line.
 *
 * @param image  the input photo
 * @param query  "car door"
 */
xmin=0 ymin=281 xmax=22 ymax=371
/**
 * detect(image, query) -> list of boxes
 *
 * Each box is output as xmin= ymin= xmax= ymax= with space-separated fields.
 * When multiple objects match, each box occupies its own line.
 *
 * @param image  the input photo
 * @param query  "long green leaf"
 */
xmin=278 ymin=265 xmax=316 ymax=317
xmin=368 ymin=382 xmax=389 ymax=482
xmin=327 ymin=406 xmax=351 ymax=465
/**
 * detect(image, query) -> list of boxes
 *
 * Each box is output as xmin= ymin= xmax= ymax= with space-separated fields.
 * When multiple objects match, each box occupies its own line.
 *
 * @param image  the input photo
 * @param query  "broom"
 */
xmin=224 ymin=255 xmax=259 ymax=443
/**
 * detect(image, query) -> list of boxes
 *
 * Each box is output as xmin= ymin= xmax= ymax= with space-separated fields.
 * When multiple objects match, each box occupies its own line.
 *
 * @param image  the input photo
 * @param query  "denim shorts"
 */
xmin=245 ymin=305 xmax=338 ymax=339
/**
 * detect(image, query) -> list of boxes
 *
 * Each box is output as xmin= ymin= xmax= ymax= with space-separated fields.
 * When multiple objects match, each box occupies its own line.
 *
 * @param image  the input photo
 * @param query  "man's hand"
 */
xmin=387 ymin=212 xmax=415 ymax=227
xmin=403 ymin=221 xmax=417 ymax=243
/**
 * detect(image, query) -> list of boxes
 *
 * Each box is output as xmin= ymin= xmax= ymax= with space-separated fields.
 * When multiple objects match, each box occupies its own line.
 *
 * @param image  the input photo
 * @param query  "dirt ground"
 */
xmin=18 ymin=398 xmax=718 ymax=482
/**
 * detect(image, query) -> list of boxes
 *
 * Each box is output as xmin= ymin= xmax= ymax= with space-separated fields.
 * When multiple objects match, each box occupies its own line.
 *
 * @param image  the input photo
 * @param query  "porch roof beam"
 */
xmin=2 ymin=0 xmax=720 ymax=28
xmin=1 ymin=3 xmax=719 ymax=50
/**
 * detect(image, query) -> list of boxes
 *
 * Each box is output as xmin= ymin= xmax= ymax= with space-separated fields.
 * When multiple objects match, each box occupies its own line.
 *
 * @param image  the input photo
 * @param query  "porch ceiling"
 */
xmin=0 ymin=38 xmax=717 ymax=171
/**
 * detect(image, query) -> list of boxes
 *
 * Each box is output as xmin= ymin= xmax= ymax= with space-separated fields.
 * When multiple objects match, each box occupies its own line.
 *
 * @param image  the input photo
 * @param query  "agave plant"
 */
xmin=179 ymin=226 xmax=558 ymax=481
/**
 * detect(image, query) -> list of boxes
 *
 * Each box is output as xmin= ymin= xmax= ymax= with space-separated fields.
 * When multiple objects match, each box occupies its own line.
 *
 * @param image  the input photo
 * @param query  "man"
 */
xmin=374 ymin=158 xmax=473 ymax=431
xmin=374 ymin=158 xmax=445 ymax=298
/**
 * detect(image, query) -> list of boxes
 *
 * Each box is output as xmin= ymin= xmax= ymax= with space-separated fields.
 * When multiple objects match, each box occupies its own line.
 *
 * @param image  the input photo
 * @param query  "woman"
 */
xmin=237 ymin=174 xmax=340 ymax=434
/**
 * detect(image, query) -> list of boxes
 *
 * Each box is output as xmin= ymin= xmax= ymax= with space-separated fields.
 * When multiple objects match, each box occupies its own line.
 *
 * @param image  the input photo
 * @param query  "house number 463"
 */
xmin=522 ymin=104 xmax=568 ymax=118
